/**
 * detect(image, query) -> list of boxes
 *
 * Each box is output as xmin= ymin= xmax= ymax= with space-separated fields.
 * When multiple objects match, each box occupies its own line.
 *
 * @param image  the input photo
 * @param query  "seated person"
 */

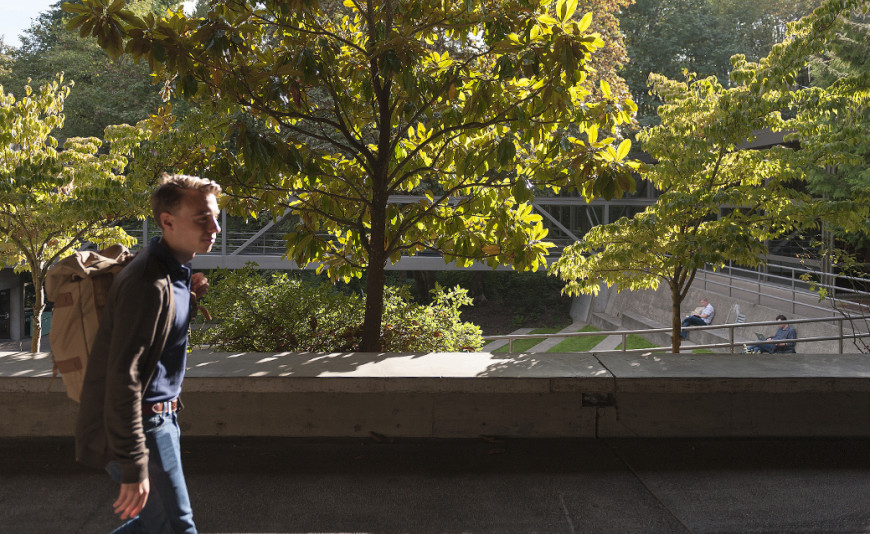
xmin=680 ymin=298 xmax=714 ymax=339
xmin=746 ymin=315 xmax=797 ymax=353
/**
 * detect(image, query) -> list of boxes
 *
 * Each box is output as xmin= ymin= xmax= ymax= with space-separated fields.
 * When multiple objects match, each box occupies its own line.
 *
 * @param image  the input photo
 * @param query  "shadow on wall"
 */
xmin=184 ymin=350 xmax=611 ymax=379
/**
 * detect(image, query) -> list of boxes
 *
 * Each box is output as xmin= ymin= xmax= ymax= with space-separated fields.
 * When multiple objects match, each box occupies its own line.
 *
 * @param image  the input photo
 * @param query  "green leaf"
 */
xmin=576 ymin=12 xmax=592 ymax=33
xmin=616 ymin=139 xmax=631 ymax=160
xmin=564 ymin=0 xmax=578 ymax=22
xmin=497 ymin=137 xmax=517 ymax=166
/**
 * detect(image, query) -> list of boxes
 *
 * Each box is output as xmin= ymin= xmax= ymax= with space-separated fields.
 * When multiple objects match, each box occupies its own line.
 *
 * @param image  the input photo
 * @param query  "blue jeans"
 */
xmin=748 ymin=342 xmax=794 ymax=354
xmin=680 ymin=316 xmax=707 ymax=339
xmin=107 ymin=410 xmax=197 ymax=534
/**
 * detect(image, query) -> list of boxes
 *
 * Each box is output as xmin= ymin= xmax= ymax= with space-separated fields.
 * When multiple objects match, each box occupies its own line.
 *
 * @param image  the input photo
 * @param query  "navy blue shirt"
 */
xmin=143 ymin=237 xmax=192 ymax=403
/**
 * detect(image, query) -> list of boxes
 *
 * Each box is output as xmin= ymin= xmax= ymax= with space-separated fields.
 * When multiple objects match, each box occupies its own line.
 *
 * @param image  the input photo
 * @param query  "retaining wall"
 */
xmin=3 ymin=350 xmax=870 ymax=439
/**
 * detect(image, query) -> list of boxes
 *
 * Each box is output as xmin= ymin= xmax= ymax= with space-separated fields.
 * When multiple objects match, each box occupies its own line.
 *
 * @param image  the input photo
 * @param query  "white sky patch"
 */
xmin=0 ymin=0 xmax=57 ymax=48
xmin=0 ymin=0 xmax=197 ymax=49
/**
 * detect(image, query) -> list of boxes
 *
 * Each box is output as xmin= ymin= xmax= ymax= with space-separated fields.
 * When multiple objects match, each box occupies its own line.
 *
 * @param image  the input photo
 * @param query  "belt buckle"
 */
xmin=144 ymin=399 xmax=177 ymax=415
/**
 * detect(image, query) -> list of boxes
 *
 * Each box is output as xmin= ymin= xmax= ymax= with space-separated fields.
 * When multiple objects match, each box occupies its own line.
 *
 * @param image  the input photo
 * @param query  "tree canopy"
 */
xmin=619 ymin=0 xmax=823 ymax=126
xmin=0 ymin=0 xmax=173 ymax=142
xmin=799 ymin=12 xmax=870 ymax=260
xmin=0 ymin=76 xmax=149 ymax=351
xmin=67 ymin=0 xmax=639 ymax=350
xmin=553 ymin=0 xmax=869 ymax=352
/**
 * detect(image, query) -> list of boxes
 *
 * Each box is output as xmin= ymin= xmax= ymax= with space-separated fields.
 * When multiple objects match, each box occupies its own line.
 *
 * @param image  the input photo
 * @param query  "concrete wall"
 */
xmin=6 ymin=375 xmax=870 ymax=439
xmin=3 ymin=350 xmax=870 ymax=439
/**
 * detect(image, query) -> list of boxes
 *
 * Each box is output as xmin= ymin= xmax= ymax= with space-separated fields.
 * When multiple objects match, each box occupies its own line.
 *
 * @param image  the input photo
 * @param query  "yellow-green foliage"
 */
xmin=0 ymin=75 xmax=150 ymax=351
xmin=192 ymin=268 xmax=484 ymax=353
xmin=66 ymin=0 xmax=640 ymax=350
xmin=552 ymin=0 xmax=869 ymax=352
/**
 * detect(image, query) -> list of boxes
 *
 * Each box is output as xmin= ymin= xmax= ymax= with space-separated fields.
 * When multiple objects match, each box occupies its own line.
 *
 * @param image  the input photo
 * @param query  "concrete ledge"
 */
xmin=3 ymin=350 xmax=870 ymax=438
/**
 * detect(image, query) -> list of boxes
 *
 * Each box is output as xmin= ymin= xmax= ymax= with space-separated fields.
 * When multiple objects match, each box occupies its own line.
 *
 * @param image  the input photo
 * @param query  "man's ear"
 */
xmin=159 ymin=211 xmax=174 ymax=232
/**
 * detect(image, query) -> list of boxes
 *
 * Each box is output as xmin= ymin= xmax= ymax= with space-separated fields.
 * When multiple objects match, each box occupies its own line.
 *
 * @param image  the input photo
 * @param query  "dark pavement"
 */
xmin=2 ymin=437 xmax=870 ymax=533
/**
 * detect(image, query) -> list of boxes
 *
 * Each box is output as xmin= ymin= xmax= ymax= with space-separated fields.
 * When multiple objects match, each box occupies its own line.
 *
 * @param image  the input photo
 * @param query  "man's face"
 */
xmin=161 ymin=189 xmax=220 ymax=262
xmin=779 ymin=322 xmax=788 ymax=330
xmin=700 ymin=299 xmax=708 ymax=306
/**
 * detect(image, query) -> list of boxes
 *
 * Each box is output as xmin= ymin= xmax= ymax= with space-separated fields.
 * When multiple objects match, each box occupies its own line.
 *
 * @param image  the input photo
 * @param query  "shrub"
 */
xmin=379 ymin=284 xmax=483 ymax=352
xmin=192 ymin=267 xmax=483 ymax=352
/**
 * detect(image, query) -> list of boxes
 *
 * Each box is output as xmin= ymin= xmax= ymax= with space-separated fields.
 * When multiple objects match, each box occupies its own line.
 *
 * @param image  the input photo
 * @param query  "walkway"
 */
xmin=3 ymin=436 xmax=869 ymax=533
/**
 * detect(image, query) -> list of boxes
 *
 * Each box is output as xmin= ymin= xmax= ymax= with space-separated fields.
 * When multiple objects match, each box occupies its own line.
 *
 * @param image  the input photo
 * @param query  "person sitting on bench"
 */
xmin=680 ymin=297 xmax=714 ymax=339
xmin=746 ymin=315 xmax=797 ymax=353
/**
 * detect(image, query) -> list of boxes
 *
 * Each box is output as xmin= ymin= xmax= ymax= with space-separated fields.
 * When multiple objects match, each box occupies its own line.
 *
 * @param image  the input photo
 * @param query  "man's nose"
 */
xmin=209 ymin=216 xmax=221 ymax=234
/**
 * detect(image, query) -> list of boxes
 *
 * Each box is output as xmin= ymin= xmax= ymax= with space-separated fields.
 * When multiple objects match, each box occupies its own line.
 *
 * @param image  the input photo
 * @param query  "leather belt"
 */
xmin=142 ymin=398 xmax=178 ymax=415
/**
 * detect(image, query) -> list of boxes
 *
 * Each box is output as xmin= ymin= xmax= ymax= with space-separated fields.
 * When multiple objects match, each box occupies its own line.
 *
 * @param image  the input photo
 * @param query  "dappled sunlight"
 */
xmin=187 ymin=350 xmax=506 ymax=378
xmin=0 ymin=351 xmax=55 ymax=378
xmin=183 ymin=350 xmax=617 ymax=379
xmin=477 ymin=351 xmax=610 ymax=378
xmin=477 ymin=352 xmax=544 ymax=376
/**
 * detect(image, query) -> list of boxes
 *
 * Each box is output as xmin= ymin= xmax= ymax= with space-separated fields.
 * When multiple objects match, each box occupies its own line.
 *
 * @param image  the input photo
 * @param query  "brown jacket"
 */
xmin=75 ymin=244 xmax=182 ymax=483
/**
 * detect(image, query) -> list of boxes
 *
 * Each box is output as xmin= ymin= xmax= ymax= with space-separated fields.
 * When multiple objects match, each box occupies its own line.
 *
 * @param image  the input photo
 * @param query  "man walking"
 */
xmin=76 ymin=174 xmax=221 ymax=533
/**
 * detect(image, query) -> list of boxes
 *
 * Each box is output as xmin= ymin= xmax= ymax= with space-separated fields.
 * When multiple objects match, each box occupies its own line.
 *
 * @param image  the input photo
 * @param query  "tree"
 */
xmin=68 ymin=0 xmax=639 ymax=351
xmin=552 ymin=0 xmax=869 ymax=352
xmin=619 ymin=0 xmax=822 ymax=126
xmin=0 ymin=76 xmax=149 ymax=352
xmin=0 ymin=38 xmax=11 ymax=77
xmin=575 ymin=0 xmax=634 ymax=103
xmin=799 ymin=13 xmax=870 ymax=261
xmin=0 ymin=0 xmax=173 ymax=142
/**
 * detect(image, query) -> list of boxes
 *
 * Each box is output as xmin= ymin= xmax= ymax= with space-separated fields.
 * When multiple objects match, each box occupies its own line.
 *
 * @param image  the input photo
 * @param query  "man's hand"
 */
xmin=191 ymin=272 xmax=209 ymax=300
xmin=114 ymin=479 xmax=150 ymax=520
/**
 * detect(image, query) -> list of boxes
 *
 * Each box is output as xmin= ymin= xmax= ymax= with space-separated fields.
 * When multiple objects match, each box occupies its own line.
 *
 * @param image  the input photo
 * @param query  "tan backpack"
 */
xmin=44 ymin=245 xmax=134 ymax=402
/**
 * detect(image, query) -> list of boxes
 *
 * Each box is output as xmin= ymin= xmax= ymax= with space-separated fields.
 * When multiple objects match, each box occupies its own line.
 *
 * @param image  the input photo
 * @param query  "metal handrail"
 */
xmin=483 ymin=315 xmax=870 ymax=354
xmin=723 ymin=259 xmax=870 ymax=290
xmin=697 ymin=263 xmax=870 ymax=318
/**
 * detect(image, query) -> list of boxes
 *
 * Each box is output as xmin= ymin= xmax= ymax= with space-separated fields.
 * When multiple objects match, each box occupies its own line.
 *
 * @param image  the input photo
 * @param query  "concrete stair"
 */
xmin=589 ymin=281 xmax=857 ymax=354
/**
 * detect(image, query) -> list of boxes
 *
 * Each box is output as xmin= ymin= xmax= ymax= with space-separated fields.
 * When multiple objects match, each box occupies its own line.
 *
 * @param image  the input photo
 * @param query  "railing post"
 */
xmin=221 ymin=210 xmax=227 ymax=265
xmin=729 ymin=325 xmax=735 ymax=354
xmin=509 ymin=338 xmax=514 ymax=352
xmin=839 ymin=319 xmax=844 ymax=354
xmin=621 ymin=333 xmax=627 ymax=352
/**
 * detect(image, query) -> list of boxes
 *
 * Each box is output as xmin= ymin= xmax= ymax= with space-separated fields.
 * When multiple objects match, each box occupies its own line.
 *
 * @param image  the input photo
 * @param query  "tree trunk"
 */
xmin=471 ymin=271 xmax=487 ymax=303
xmin=362 ymin=34 xmax=394 ymax=352
xmin=671 ymin=283 xmax=682 ymax=354
xmin=29 ymin=269 xmax=46 ymax=353
xmin=361 ymin=181 xmax=388 ymax=352
xmin=412 ymin=271 xmax=436 ymax=303
xmin=361 ymin=252 xmax=387 ymax=352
